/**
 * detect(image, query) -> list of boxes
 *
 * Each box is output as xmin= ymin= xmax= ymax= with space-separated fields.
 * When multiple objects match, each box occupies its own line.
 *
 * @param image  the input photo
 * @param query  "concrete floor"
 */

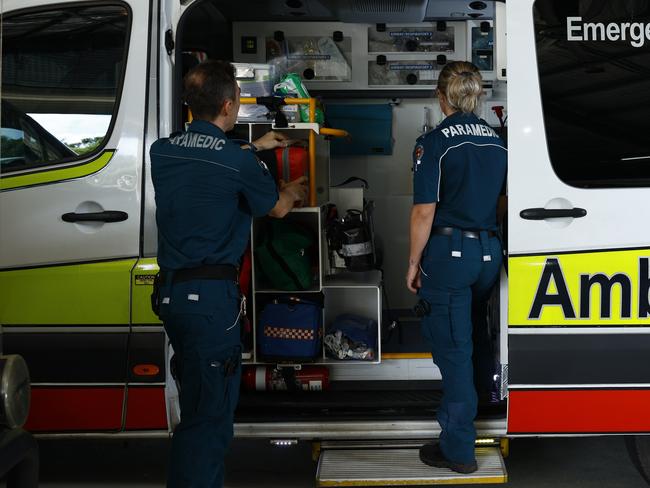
xmin=1 ymin=436 xmax=647 ymax=487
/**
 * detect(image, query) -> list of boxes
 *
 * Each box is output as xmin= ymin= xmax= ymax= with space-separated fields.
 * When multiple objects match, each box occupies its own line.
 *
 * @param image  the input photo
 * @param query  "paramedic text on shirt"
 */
xmin=406 ymin=61 xmax=507 ymax=475
xmin=150 ymin=60 xmax=307 ymax=488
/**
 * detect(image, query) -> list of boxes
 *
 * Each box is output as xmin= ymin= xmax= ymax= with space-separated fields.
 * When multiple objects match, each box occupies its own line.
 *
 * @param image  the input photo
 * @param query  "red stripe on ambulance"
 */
xmin=125 ymin=387 xmax=168 ymax=430
xmin=25 ymin=388 xmax=124 ymax=432
xmin=509 ymin=389 xmax=650 ymax=433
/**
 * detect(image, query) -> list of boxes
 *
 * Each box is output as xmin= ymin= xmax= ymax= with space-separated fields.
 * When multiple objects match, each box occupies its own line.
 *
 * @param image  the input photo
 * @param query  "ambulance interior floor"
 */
xmin=380 ymin=308 xmax=500 ymax=354
xmin=235 ymin=312 xmax=505 ymax=423
xmin=381 ymin=311 xmax=428 ymax=354
xmin=2 ymin=435 xmax=646 ymax=487
xmin=236 ymin=385 xmax=506 ymax=422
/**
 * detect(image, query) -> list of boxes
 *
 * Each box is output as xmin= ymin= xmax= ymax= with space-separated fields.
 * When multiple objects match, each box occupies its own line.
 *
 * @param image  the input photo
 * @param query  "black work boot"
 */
xmin=419 ymin=442 xmax=478 ymax=474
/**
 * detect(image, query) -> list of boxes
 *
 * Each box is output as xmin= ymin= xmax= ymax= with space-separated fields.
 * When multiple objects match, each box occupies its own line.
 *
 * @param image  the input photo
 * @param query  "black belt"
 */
xmin=160 ymin=264 xmax=238 ymax=284
xmin=431 ymin=226 xmax=497 ymax=240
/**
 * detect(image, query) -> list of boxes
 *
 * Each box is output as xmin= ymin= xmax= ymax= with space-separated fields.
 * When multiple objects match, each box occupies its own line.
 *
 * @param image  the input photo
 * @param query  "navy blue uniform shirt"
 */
xmin=150 ymin=120 xmax=278 ymax=270
xmin=413 ymin=111 xmax=507 ymax=231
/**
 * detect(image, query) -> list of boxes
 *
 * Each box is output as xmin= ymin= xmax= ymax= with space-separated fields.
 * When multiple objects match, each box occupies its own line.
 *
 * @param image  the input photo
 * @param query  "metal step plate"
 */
xmin=316 ymin=447 xmax=507 ymax=486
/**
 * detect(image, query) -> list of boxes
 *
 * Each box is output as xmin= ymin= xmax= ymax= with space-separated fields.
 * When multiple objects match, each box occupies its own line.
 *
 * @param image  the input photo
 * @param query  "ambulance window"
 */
xmin=534 ymin=1 xmax=650 ymax=188
xmin=0 ymin=4 xmax=130 ymax=173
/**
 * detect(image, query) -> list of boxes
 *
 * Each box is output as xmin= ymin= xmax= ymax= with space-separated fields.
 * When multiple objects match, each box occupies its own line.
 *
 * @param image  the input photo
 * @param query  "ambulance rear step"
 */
xmin=316 ymin=440 xmax=507 ymax=486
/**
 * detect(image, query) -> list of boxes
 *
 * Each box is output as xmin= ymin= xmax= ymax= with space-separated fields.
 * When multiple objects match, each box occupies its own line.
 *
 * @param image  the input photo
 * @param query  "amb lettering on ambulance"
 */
xmin=510 ymin=251 xmax=650 ymax=326
xmin=3 ymin=0 xmax=650 ymax=485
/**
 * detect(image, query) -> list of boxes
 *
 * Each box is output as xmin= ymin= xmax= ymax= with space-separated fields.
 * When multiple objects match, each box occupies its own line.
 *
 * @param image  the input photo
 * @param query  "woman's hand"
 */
xmin=406 ymin=262 xmax=421 ymax=294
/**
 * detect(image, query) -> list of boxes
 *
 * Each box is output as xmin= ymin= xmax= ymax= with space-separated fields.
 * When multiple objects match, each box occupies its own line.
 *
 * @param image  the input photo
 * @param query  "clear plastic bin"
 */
xmin=234 ymin=63 xmax=274 ymax=121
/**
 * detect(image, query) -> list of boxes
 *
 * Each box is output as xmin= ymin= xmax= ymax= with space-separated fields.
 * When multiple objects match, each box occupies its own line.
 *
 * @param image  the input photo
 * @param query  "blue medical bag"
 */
xmin=258 ymin=297 xmax=323 ymax=361
xmin=325 ymin=314 xmax=378 ymax=361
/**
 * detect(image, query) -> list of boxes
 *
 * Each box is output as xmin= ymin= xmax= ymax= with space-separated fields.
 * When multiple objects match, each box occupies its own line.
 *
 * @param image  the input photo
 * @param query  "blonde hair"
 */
xmin=437 ymin=61 xmax=483 ymax=114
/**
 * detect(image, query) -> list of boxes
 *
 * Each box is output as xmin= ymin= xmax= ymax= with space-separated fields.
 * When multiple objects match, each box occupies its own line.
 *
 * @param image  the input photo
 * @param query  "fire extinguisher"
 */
xmin=242 ymin=366 xmax=330 ymax=391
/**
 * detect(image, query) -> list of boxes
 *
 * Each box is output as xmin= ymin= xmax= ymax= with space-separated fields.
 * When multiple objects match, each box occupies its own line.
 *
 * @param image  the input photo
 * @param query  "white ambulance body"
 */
xmin=1 ymin=0 xmax=649 ymax=485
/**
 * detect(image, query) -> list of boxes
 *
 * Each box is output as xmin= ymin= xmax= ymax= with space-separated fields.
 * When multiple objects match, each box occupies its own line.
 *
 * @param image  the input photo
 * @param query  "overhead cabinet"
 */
xmin=233 ymin=20 xmax=500 ymax=90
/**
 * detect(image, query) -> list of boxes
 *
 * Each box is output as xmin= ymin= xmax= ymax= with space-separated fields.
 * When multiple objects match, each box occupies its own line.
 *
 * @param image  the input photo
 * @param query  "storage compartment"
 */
xmin=326 ymin=104 xmax=393 ymax=156
xmin=323 ymin=272 xmax=382 ymax=364
xmin=234 ymin=62 xmax=275 ymax=121
xmin=266 ymin=35 xmax=353 ymax=82
xmin=252 ymin=208 xmax=323 ymax=293
xmin=248 ymin=123 xmax=331 ymax=206
xmin=368 ymin=25 xmax=456 ymax=53
xmin=233 ymin=22 xmax=359 ymax=90
xmin=233 ymin=20 xmax=470 ymax=91
xmin=368 ymin=58 xmax=450 ymax=86
xmin=467 ymin=20 xmax=496 ymax=80
xmin=255 ymin=292 xmax=325 ymax=363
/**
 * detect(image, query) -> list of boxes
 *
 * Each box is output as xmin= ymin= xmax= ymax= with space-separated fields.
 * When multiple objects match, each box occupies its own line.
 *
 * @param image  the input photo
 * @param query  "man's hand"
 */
xmin=268 ymin=176 xmax=309 ymax=218
xmin=406 ymin=262 xmax=421 ymax=294
xmin=252 ymin=131 xmax=296 ymax=151
xmin=280 ymin=176 xmax=308 ymax=207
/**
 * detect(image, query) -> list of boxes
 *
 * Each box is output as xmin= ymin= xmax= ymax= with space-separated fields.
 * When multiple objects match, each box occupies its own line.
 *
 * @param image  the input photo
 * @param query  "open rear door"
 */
xmin=0 ymin=0 xmax=150 ymax=432
xmin=508 ymin=0 xmax=650 ymax=434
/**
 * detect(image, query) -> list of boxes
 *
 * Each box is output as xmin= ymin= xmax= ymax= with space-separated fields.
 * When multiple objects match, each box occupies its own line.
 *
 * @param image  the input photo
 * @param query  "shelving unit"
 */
xmin=238 ymin=96 xmax=382 ymax=367
xmin=322 ymin=270 xmax=382 ymax=365
xmin=251 ymin=207 xmax=324 ymax=294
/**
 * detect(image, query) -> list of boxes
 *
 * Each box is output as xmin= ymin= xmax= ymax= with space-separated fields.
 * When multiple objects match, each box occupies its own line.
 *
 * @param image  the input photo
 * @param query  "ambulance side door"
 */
xmin=0 ymin=0 xmax=149 ymax=432
xmin=507 ymin=0 xmax=650 ymax=435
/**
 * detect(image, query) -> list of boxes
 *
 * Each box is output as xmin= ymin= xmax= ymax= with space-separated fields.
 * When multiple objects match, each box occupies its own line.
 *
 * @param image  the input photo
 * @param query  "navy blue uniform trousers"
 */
xmin=419 ymin=233 xmax=502 ymax=464
xmin=160 ymin=279 xmax=241 ymax=488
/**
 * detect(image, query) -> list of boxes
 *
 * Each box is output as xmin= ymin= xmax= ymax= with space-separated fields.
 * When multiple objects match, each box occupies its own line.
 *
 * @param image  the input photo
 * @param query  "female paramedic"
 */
xmin=406 ymin=61 xmax=507 ymax=474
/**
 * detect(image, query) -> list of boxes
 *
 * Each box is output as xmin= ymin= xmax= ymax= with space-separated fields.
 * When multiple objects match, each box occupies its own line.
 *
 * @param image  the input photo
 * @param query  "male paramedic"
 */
xmin=150 ymin=60 xmax=307 ymax=488
xmin=406 ymin=61 xmax=507 ymax=474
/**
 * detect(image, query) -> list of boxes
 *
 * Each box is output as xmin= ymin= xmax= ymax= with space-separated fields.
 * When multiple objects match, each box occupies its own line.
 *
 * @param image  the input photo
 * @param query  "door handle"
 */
xmin=61 ymin=211 xmax=128 ymax=223
xmin=519 ymin=207 xmax=587 ymax=220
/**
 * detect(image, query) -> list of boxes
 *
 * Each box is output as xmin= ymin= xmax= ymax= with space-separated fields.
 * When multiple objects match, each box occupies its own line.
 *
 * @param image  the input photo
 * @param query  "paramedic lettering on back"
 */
xmin=149 ymin=60 xmax=307 ymax=488
xmin=406 ymin=61 xmax=507 ymax=474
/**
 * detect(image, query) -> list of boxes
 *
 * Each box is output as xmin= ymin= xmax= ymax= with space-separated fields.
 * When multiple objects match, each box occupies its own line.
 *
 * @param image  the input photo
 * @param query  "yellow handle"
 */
xmin=319 ymin=127 xmax=349 ymax=138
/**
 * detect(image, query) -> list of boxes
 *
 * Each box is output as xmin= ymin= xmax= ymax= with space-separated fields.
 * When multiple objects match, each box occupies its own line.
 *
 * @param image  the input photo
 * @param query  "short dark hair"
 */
xmin=182 ymin=60 xmax=237 ymax=121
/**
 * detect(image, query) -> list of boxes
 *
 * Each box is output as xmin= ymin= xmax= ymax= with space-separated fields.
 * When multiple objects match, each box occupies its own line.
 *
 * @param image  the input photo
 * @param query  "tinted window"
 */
xmin=1 ymin=5 xmax=129 ymax=173
xmin=534 ymin=0 xmax=650 ymax=188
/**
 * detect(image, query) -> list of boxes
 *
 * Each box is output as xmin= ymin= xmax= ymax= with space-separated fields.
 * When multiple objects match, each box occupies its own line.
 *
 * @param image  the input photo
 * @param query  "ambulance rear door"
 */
xmin=0 ymin=0 xmax=150 ymax=432
xmin=507 ymin=0 xmax=650 ymax=435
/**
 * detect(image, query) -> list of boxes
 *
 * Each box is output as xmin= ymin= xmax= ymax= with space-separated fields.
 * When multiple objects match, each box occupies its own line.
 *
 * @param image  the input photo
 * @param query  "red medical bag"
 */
xmin=274 ymin=146 xmax=308 ymax=183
